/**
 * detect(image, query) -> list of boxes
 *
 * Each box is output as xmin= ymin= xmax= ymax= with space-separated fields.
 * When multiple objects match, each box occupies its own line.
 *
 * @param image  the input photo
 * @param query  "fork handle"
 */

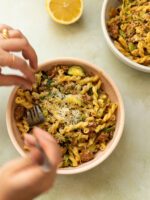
xmin=35 ymin=141 xmax=52 ymax=172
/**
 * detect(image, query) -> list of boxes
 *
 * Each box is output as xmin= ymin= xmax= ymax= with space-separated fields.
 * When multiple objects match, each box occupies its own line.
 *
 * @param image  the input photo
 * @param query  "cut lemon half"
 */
xmin=45 ymin=0 xmax=84 ymax=25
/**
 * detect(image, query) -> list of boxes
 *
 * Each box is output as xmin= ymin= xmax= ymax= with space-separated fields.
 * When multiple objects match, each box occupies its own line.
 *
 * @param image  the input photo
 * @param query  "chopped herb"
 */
xmin=103 ymin=126 xmax=115 ymax=133
xmin=87 ymin=88 xmax=93 ymax=96
xmin=44 ymin=91 xmax=51 ymax=100
xmin=119 ymin=30 xmax=126 ymax=38
xmin=64 ymin=154 xmax=69 ymax=160
xmin=46 ymin=79 xmax=53 ymax=87
xmin=145 ymin=28 xmax=149 ymax=33
xmin=123 ymin=0 xmax=128 ymax=8
xmin=66 ymin=143 xmax=70 ymax=150
xmin=122 ymin=21 xmax=128 ymax=24
xmin=128 ymin=43 xmax=136 ymax=52
xmin=39 ymin=95 xmax=45 ymax=100
xmin=65 ymin=89 xmax=71 ymax=94
xmin=55 ymin=133 xmax=66 ymax=142
xmin=75 ymin=84 xmax=82 ymax=91
xmin=42 ymin=109 xmax=48 ymax=117
xmin=59 ymin=87 xmax=64 ymax=93
xmin=81 ymin=114 xmax=86 ymax=121
xmin=63 ymin=154 xmax=69 ymax=167
xmin=48 ymin=91 xmax=51 ymax=96
xmin=63 ymin=155 xmax=73 ymax=167
xmin=97 ymin=89 xmax=101 ymax=95
xmin=68 ymin=160 xmax=73 ymax=167
xmin=65 ymin=137 xmax=69 ymax=143
xmin=41 ymin=71 xmax=48 ymax=80
xmin=97 ymin=108 xmax=103 ymax=117
xmin=89 ymin=143 xmax=96 ymax=152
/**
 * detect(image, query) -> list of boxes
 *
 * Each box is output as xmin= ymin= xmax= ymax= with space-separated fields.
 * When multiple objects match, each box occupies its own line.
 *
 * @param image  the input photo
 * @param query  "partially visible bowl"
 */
xmin=6 ymin=57 xmax=125 ymax=175
xmin=101 ymin=0 xmax=150 ymax=73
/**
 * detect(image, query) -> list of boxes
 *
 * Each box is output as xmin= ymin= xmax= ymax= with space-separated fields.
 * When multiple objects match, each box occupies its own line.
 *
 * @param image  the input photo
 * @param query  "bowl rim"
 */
xmin=101 ymin=0 xmax=150 ymax=73
xmin=6 ymin=57 xmax=125 ymax=175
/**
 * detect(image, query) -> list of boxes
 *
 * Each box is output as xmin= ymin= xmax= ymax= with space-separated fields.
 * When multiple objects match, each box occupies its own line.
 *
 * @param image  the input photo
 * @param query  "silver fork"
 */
xmin=27 ymin=105 xmax=51 ymax=172
xmin=27 ymin=105 xmax=45 ymax=127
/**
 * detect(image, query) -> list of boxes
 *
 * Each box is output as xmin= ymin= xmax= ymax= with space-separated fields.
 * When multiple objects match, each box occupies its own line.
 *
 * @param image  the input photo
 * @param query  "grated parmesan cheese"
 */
xmin=57 ymin=106 xmax=81 ymax=125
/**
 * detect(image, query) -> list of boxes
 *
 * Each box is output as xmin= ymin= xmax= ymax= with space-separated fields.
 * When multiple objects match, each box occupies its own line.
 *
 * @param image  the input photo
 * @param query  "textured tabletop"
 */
xmin=0 ymin=0 xmax=150 ymax=199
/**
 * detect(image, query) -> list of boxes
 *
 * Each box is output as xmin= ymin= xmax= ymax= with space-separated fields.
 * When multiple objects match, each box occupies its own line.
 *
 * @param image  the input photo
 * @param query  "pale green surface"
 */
xmin=0 ymin=0 xmax=150 ymax=199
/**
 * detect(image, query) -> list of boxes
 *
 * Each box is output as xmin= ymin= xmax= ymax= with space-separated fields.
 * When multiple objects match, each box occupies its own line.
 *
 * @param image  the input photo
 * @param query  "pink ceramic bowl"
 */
xmin=6 ymin=58 xmax=125 ymax=175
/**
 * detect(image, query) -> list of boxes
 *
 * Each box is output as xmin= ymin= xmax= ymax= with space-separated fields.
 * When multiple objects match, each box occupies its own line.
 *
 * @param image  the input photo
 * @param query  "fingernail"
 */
xmin=27 ymin=84 xmax=32 ymax=90
xmin=33 ymin=127 xmax=43 ymax=136
xmin=24 ymin=134 xmax=36 ymax=145
xmin=34 ymin=126 xmax=42 ymax=132
xmin=23 ymin=82 xmax=32 ymax=90
xmin=34 ymin=65 xmax=38 ymax=69
xmin=24 ymin=134 xmax=35 ymax=141
xmin=33 ymin=127 xmax=47 ymax=141
xmin=31 ymin=75 xmax=36 ymax=83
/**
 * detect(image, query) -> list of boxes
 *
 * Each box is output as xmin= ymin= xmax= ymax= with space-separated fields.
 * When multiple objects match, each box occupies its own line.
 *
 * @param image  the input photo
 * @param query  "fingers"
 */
xmin=33 ymin=127 xmax=61 ymax=168
xmin=24 ymin=134 xmax=43 ymax=164
xmin=0 ymin=38 xmax=28 ymax=51
xmin=0 ymin=25 xmax=38 ymax=87
xmin=10 ymin=143 xmax=57 ymax=194
xmin=0 ymin=74 xmax=32 ymax=89
xmin=8 ymin=29 xmax=23 ymax=39
xmin=0 ymin=26 xmax=38 ymax=69
xmin=0 ymin=38 xmax=37 ymax=69
xmin=25 ymin=128 xmax=61 ymax=168
xmin=0 ymin=51 xmax=36 ymax=83
xmin=24 ymin=134 xmax=36 ymax=146
xmin=0 ymin=24 xmax=13 ymax=32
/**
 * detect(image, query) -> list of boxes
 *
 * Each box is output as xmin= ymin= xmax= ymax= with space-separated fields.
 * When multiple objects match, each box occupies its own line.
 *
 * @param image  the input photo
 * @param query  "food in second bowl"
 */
xmin=107 ymin=0 xmax=150 ymax=67
xmin=14 ymin=65 xmax=117 ymax=167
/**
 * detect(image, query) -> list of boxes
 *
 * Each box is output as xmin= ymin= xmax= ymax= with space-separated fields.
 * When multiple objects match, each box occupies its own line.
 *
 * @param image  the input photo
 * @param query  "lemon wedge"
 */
xmin=45 ymin=0 xmax=84 ymax=25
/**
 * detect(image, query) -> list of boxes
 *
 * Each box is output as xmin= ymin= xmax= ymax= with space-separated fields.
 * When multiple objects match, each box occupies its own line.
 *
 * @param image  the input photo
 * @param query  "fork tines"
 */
xmin=27 ymin=105 xmax=45 ymax=127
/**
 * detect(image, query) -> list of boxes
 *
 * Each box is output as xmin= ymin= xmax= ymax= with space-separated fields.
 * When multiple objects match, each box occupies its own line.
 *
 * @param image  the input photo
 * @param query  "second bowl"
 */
xmin=101 ymin=0 xmax=150 ymax=73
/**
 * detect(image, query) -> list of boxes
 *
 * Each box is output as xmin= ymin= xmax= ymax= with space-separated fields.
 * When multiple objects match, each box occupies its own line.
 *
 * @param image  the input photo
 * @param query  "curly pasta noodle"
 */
xmin=16 ymin=122 xmax=25 ymax=133
xmin=60 ymin=121 xmax=88 ymax=134
xmin=16 ymin=88 xmax=25 ymax=97
xmin=81 ymin=82 xmax=92 ymax=94
xmin=102 ymin=104 xmax=118 ymax=123
xmin=79 ymin=75 xmax=99 ymax=85
xmin=25 ymin=91 xmax=32 ymax=103
xmin=92 ymin=80 xmax=102 ymax=112
xmin=56 ymin=75 xmax=81 ymax=83
xmin=14 ymin=65 xmax=117 ymax=167
xmin=95 ymin=121 xmax=115 ymax=133
xmin=22 ymin=117 xmax=30 ymax=133
xmin=50 ymin=121 xmax=60 ymax=134
xmin=15 ymin=97 xmax=33 ymax=109
xmin=107 ymin=0 xmax=150 ymax=66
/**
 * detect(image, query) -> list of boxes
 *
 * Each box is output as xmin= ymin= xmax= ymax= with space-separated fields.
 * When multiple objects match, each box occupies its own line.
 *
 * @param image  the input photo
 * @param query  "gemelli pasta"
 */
xmin=107 ymin=0 xmax=150 ymax=66
xmin=14 ymin=65 xmax=117 ymax=167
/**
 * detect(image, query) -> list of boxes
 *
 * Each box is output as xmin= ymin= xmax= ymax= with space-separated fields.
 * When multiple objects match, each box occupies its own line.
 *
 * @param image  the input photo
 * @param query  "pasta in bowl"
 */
xmin=6 ymin=58 xmax=125 ymax=174
xmin=101 ymin=0 xmax=150 ymax=72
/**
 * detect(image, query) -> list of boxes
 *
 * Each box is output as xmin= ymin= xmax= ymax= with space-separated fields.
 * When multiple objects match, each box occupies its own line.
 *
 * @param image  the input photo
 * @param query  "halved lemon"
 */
xmin=45 ymin=0 xmax=84 ymax=25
